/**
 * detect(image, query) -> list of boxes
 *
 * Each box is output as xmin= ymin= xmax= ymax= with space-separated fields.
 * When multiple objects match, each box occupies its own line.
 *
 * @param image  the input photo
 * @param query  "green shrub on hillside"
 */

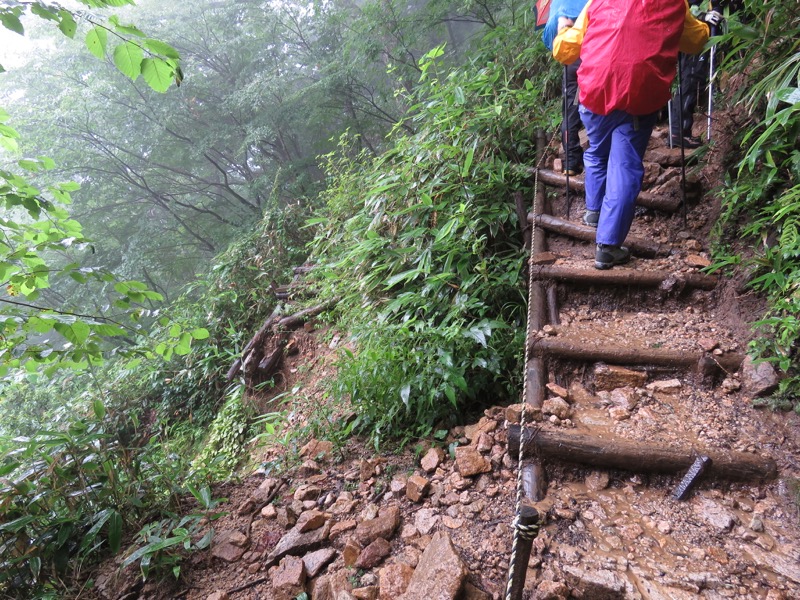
xmin=311 ymin=15 xmax=561 ymax=444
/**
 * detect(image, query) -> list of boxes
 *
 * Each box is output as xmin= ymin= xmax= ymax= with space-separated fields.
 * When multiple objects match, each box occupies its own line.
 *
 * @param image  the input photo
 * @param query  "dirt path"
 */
xmin=90 ymin=122 xmax=800 ymax=600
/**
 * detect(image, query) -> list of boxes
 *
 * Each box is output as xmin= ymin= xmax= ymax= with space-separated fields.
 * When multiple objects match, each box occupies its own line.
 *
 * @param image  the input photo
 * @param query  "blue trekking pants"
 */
xmin=579 ymin=106 xmax=658 ymax=246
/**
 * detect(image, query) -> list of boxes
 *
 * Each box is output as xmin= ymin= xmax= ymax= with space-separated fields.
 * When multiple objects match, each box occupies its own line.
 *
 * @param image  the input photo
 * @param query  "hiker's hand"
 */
xmin=557 ymin=17 xmax=574 ymax=32
xmin=703 ymin=10 xmax=722 ymax=26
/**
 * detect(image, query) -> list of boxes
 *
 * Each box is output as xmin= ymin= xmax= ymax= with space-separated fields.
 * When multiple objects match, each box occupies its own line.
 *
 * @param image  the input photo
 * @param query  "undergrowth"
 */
xmin=709 ymin=3 xmax=800 ymax=411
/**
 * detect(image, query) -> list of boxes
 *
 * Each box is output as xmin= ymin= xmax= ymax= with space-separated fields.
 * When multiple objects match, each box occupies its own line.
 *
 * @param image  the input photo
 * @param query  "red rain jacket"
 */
xmin=553 ymin=0 xmax=709 ymax=116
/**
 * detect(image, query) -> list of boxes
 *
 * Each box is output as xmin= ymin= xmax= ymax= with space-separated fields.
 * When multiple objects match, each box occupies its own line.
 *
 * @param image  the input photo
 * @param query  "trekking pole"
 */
xmin=676 ymin=57 xmax=688 ymax=228
xmin=706 ymin=25 xmax=718 ymax=141
xmin=667 ymin=99 xmax=674 ymax=149
xmin=563 ymin=66 xmax=572 ymax=218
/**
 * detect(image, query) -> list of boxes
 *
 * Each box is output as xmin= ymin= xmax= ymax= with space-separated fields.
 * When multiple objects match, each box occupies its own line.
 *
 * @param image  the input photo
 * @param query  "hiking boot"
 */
xmin=582 ymin=209 xmax=599 ymax=228
xmin=595 ymin=244 xmax=630 ymax=270
xmin=563 ymin=165 xmax=583 ymax=176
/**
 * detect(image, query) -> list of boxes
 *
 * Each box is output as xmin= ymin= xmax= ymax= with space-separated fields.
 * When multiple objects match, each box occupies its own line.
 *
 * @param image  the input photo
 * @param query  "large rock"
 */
xmin=741 ymin=356 xmax=779 ymax=397
xmin=379 ymin=563 xmax=414 ymax=599
xmin=454 ymin=446 xmax=491 ymax=477
xmin=355 ymin=505 xmax=401 ymax=546
xmin=272 ymin=555 xmax=306 ymax=600
xmin=266 ymin=520 xmax=331 ymax=566
xmin=211 ymin=530 xmax=249 ymax=562
xmin=594 ymin=364 xmax=647 ymax=391
xmin=562 ymin=565 xmax=626 ymax=599
xmin=399 ymin=531 xmax=468 ymax=600
xmin=420 ymin=447 xmax=445 ymax=472
xmin=356 ymin=537 xmax=392 ymax=569
xmin=303 ymin=547 xmax=336 ymax=578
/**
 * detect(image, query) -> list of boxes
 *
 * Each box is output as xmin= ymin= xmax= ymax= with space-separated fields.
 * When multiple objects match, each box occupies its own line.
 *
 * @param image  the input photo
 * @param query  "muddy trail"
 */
xmin=91 ymin=120 xmax=800 ymax=600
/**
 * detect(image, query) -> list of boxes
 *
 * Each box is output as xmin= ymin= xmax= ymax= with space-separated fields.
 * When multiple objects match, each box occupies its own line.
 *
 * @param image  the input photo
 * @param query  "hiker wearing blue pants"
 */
xmin=580 ymin=108 xmax=658 ymax=250
xmin=553 ymin=0 xmax=711 ymax=269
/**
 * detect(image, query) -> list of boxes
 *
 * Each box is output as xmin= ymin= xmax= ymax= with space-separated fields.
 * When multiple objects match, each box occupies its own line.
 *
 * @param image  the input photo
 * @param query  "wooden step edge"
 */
xmin=507 ymin=425 xmax=778 ymax=482
xmin=528 ymin=168 xmax=682 ymax=213
xmin=530 ymin=213 xmax=673 ymax=258
xmin=530 ymin=264 xmax=718 ymax=291
xmin=527 ymin=336 xmax=744 ymax=373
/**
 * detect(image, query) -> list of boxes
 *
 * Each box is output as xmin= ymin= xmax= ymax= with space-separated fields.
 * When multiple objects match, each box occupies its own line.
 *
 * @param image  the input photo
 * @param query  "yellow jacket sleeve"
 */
xmin=680 ymin=0 xmax=710 ymax=54
xmin=552 ymin=1 xmax=591 ymax=65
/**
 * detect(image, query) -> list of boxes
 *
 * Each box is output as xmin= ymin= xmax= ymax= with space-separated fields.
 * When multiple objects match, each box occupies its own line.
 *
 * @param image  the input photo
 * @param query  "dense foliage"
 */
xmin=710 ymin=2 xmax=800 ymax=411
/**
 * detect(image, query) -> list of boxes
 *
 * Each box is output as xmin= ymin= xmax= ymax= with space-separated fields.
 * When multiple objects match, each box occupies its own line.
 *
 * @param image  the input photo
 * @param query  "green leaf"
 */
xmin=85 ymin=27 xmax=108 ymax=58
xmin=190 ymin=328 xmax=209 ymax=340
xmin=141 ymin=58 xmax=174 ymax=93
xmin=0 ymin=13 xmax=24 ymax=36
xmin=143 ymin=38 xmax=180 ymax=59
xmin=113 ymin=41 xmax=144 ymax=80
xmin=30 ymin=4 xmax=60 ymax=22
xmin=108 ymin=511 xmax=122 ymax=553
xmin=93 ymin=398 xmax=106 ymax=419
xmin=58 ymin=11 xmax=77 ymax=39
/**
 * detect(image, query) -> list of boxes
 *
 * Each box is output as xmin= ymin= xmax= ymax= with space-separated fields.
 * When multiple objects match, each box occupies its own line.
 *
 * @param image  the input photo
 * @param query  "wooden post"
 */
xmin=507 ymin=425 xmax=778 ymax=481
xmin=504 ymin=504 xmax=540 ymax=600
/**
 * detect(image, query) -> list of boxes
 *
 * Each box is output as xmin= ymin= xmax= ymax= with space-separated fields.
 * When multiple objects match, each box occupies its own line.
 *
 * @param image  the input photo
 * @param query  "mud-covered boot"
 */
xmin=595 ymin=244 xmax=630 ymax=270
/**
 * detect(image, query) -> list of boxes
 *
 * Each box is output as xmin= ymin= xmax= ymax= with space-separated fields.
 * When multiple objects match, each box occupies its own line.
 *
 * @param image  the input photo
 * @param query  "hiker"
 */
xmin=553 ymin=0 xmax=714 ymax=270
xmin=669 ymin=1 xmax=722 ymax=148
xmin=542 ymin=0 xmax=589 ymax=175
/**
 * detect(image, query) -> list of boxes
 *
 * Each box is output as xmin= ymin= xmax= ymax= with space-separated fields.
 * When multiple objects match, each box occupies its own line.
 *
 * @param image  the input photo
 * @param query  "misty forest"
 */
xmin=0 ymin=0 xmax=799 ymax=598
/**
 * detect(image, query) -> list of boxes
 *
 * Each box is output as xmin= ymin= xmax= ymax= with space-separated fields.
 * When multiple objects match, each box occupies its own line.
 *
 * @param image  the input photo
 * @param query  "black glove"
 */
xmin=703 ymin=10 xmax=723 ymax=26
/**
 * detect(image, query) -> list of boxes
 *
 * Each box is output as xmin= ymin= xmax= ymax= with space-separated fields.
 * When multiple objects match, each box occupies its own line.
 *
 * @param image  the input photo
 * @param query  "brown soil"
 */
xmin=86 ymin=115 xmax=800 ymax=600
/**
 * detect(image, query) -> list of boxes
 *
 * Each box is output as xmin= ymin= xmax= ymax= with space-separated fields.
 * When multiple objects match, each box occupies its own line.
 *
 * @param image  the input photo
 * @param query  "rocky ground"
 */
xmin=89 ymin=118 xmax=800 ymax=600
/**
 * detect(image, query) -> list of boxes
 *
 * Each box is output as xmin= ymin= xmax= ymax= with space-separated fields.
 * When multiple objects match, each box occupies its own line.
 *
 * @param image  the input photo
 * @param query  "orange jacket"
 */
xmin=553 ymin=0 xmax=709 ymax=115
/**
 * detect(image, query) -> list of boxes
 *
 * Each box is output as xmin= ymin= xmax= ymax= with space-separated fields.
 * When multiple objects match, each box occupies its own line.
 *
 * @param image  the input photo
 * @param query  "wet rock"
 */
xmin=378 ymin=563 xmax=414 ymax=599
xmin=686 ymin=254 xmax=711 ymax=268
xmin=568 ymin=382 xmax=599 ymax=405
xmin=330 ymin=519 xmax=357 ymax=540
xmin=609 ymin=406 xmax=631 ymax=421
xmin=296 ymin=509 xmax=327 ymax=533
xmin=343 ymin=538 xmax=363 ymax=567
xmin=464 ymin=417 xmax=497 ymax=441
xmin=414 ymin=507 xmax=439 ymax=535
xmin=330 ymin=491 xmax=358 ymax=515
xmin=355 ymin=505 xmax=401 ymax=546
xmin=406 ymin=474 xmax=430 ymax=502
xmin=546 ymin=382 xmax=570 ymax=399
xmin=261 ymin=504 xmax=277 ymax=519
xmin=741 ymin=356 xmax=779 ymax=397
xmin=476 ymin=432 xmax=494 ymax=453
xmin=505 ymin=403 xmax=542 ymax=424
xmin=277 ymin=506 xmax=298 ymax=529
xmin=309 ymin=574 xmax=331 ymax=600
xmin=399 ymin=531 xmax=468 ymax=600
xmin=266 ymin=520 xmax=331 ymax=567
xmin=533 ymin=579 xmax=570 ymax=600
xmin=694 ymin=498 xmax=737 ymax=532
xmin=271 ymin=555 xmax=306 ymax=600
xmin=563 ymin=565 xmax=626 ymax=599
xmin=211 ymin=530 xmax=250 ymax=562
xmin=352 ymin=586 xmax=378 ymax=600
xmin=390 ymin=475 xmax=408 ymax=493
xmin=206 ymin=593 xmax=229 ymax=600
xmin=461 ymin=581 xmax=491 ymax=599
xmin=421 ymin=447 xmax=446 ymax=472
xmin=294 ymin=484 xmax=322 ymax=502
xmin=329 ymin=569 xmax=355 ymax=598
xmin=585 ymin=471 xmax=610 ymax=491
xmin=300 ymin=438 xmax=334 ymax=460
xmin=455 ymin=446 xmax=491 ymax=477
xmin=543 ymin=397 xmax=570 ymax=419
xmin=355 ymin=537 xmax=391 ymax=569
xmin=594 ymin=364 xmax=647 ymax=391
xmin=721 ymin=377 xmax=742 ymax=394
xmin=303 ymin=547 xmax=336 ymax=578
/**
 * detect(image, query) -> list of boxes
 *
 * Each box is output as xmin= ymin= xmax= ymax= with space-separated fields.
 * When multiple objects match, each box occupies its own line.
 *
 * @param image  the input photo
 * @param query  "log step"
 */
xmin=507 ymin=425 xmax=777 ymax=482
xmin=531 ymin=264 xmax=718 ymax=291
xmin=530 ymin=168 xmax=682 ymax=213
xmin=530 ymin=213 xmax=673 ymax=258
xmin=528 ymin=336 xmax=744 ymax=373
